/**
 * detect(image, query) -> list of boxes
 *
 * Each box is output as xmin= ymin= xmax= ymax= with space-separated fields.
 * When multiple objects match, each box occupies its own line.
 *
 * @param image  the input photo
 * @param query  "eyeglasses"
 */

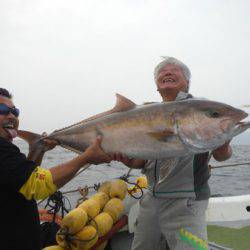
xmin=0 ymin=103 xmax=20 ymax=117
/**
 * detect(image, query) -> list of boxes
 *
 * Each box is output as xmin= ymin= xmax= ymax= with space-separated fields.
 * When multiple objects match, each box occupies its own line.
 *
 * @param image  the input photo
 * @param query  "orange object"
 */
xmin=39 ymin=209 xmax=62 ymax=225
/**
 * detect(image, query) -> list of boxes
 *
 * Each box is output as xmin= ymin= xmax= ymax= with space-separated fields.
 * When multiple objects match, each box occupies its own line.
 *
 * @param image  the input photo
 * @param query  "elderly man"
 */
xmin=113 ymin=57 xmax=231 ymax=250
xmin=0 ymin=88 xmax=111 ymax=250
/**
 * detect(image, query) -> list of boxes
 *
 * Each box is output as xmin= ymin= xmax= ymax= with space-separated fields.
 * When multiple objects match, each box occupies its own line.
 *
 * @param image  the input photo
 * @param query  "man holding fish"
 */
xmin=0 ymin=87 xmax=112 ymax=250
xmin=113 ymin=57 xmax=233 ymax=250
xmin=1 ymin=55 xmax=248 ymax=250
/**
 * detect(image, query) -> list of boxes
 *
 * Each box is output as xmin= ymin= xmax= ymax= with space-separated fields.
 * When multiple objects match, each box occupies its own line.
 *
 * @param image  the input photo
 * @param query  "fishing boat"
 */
xmin=85 ymin=192 xmax=249 ymax=250
xmin=118 ymin=193 xmax=250 ymax=250
xmin=41 ymin=175 xmax=250 ymax=250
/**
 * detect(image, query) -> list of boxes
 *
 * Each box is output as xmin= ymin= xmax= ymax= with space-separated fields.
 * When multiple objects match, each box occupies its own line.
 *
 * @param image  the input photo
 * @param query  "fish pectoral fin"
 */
xmin=113 ymin=93 xmax=136 ymax=112
xmin=148 ymin=130 xmax=174 ymax=142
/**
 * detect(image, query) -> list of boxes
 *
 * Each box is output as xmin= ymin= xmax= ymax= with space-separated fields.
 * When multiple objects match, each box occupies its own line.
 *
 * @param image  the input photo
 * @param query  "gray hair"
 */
xmin=154 ymin=56 xmax=191 ymax=91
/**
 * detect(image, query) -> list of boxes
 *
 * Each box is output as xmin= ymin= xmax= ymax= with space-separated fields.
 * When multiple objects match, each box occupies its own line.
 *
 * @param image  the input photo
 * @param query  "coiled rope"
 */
xmin=44 ymin=191 xmax=71 ymax=219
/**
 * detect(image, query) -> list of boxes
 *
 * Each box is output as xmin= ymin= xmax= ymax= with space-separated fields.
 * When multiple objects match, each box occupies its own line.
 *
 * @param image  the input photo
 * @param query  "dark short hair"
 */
xmin=0 ymin=88 xmax=12 ymax=98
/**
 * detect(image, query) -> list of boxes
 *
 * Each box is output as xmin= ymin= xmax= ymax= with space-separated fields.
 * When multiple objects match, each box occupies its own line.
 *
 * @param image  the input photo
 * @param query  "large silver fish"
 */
xmin=19 ymin=94 xmax=250 ymax=160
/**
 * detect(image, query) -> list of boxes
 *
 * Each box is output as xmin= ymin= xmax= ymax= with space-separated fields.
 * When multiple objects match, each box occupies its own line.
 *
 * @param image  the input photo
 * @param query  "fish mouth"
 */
xmin=2 ymin=120 xmax=18 ymax=139
xmin=221 ymin=109 xmax=248 ymax=132
xmin=231 ymin=120 xmax=250 ymax=138
xmin=235 ymin=120 xmax=250 ymax=129
xmin=237 ymin=109 xmax=248 ymax=121
xmin=237 ymin=121 xmax=246 ymax=125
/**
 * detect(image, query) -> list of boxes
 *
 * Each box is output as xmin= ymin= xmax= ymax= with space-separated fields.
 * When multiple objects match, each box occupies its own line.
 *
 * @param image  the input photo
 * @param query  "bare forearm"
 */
xmin=49 ymin=154 xmax=89 ymax=188
xmin=39 ymin=136 xmax=112 ymax=189
xmin=27 ymin=151 xmax=45 ymax=166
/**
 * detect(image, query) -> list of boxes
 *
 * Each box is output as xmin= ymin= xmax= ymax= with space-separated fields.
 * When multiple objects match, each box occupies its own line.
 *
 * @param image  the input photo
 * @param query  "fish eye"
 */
xmin=209 ymin=110 xmax=220 ymax=118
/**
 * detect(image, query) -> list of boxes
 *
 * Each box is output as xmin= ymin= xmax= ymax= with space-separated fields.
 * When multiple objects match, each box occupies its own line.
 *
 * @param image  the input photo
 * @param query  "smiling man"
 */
xmin=155 ymin=60 xmax=190 ymax=100
xmin=0 ymin=88 xmax=112 ymax=250
xmin=113 ymin=57 xmax=232 ymax=250
xmin=0 ymin=89 xmax=19 ymax=140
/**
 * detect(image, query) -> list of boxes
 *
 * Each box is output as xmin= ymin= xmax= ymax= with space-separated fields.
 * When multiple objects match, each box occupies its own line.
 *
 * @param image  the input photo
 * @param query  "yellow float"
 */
xmin=72 ymin=225 xmax=98 ymax=250
xmin=128 ymin=176 xmax=148 ymax=194
xmin=78 ymin=198 xmax=100 ymax=219
xmin=98 ymin=181 xmax=112 ymax=197
xmin=136 ymin=176 xmax=148 ymax=188
xmin=60 ymin=208 xmax=88 ymax=234
xmin=90 ymin=192 xmax=109 ymax=210
xmin=55 ymin=229 xmax=67 ymax=248
xmin=103 ymin=198 xmax=124 ymax=222
xmin=109 ymin=179 xmax=127 ymax=200
xmin=90 ymin=212 xmax=113 ymax=237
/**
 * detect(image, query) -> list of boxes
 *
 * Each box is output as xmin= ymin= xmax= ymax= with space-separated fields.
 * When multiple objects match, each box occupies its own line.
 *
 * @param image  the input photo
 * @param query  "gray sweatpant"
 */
xmin=132 ymin=191 xmax=209 ymax=250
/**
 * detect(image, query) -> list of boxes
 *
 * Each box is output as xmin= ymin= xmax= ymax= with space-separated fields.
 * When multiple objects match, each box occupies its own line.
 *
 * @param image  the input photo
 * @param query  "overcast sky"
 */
xmin=1 ymin=0 xmax=250 ymax=135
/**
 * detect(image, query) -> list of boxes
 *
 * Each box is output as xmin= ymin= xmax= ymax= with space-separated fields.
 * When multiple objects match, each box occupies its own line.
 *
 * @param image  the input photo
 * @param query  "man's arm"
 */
xmin=19 ymin=137 xmax=112 ymax=200
xmin=212 ymin=141 xmax=232 ymax=162
xmin=50 ymin=137 xmax=111 ymax=188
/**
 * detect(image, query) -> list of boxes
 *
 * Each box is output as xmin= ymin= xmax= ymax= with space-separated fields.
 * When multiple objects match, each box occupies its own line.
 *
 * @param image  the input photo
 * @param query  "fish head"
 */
xmin=175 ymin=100 xmax=248 ymax=152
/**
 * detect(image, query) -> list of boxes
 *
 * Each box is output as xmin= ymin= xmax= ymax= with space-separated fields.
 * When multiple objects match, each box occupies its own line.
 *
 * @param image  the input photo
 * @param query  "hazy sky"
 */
xmin=1 ymin=0 xmax=250 ymax=134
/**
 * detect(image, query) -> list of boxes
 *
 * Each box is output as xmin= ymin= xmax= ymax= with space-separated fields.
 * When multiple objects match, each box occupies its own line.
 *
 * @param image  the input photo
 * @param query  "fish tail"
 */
xmin=17 ymin=130 xmax=43 ymax=145
xmin=17 ymin=130 xmax=45 ymax=161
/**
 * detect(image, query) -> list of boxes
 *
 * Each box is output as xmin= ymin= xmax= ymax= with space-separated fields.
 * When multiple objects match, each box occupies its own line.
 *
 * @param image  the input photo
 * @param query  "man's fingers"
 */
xmin=97 ymin=148 xmax=131 ymax=164
xmin=122 ymin=154 xmax=130 ymax=162
xmin=108 ymin=154 xmax=115 ymax=161
xmin=116 ymin=152 xmax=123 ymax=161
xmin=113 ymin=152 xmax=119 ymax=161
xmin=43 ymin=139 xmax=58 ymax=146
xmin=105 ymin=155 xmax=112 ymax=163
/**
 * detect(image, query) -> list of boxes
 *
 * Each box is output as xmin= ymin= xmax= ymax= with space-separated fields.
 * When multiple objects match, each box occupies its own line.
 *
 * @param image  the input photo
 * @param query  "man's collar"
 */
xmin=175 ymin=91 xmax=191 ymax=101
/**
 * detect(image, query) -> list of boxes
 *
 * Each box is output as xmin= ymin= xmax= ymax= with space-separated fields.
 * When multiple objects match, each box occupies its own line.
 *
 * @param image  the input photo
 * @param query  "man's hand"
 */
xmin=49 ymin=136 xmax=111 ymax=189
xmin=112 ymin=152 xmax=146 ymax=169
xmin=212 ymin=140 xmax=232 ymax=162
xmin=84 ymin=136 xmax=112 ymax=165
xmin=41 ymin=133 xmax=58 ymax=152
xmin=112 ymin=152 xmax=134 ymax=166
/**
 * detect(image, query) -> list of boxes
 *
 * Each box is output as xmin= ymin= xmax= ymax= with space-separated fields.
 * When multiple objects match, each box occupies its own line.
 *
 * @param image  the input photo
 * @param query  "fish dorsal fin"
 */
xmin=113 ymin=93 xmax=136 ymax=112
xmin=54 ymin=94 xmax=136 ymax=133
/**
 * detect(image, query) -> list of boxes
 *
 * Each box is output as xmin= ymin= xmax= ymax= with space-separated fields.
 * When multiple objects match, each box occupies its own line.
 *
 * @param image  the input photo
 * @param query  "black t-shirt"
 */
xmin=0 ymin=137 xmax=41 ymax=250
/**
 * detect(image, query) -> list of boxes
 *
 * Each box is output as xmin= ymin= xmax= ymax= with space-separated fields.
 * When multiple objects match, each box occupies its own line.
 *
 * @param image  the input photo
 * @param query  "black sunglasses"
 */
xmin=0 ymin=103 xmax=20 ymax=117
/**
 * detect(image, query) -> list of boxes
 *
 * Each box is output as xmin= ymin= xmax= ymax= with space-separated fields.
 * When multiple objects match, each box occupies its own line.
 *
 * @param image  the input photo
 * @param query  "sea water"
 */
xmin=14 ymin=140 xmax=250 ymax=223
